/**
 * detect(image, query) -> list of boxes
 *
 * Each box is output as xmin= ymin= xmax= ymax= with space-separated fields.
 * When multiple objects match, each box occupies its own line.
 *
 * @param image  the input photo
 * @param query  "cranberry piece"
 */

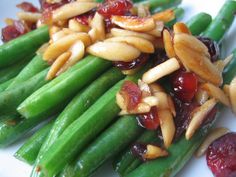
xmin=131 ymin=143 xmax=147 ymax=160
xmin=153 ymin=49 xmax=168 ymax=65
xmin=197 ymin=36 xmax=220 ymax=62
xmin=171 ymin=70 xmax=198 ymax=103
xmin=75 ymin=9 xmax=96 ymax=26
xmin=97 ymin=0 xmax=133 ymax=18
xmin=17 ymin=2 xmax=39 ymax=13
xmin=39 ymin=0 xmax=73 ymax=11
xmin=120 ymin=81 xmax=142 ymax=111
xmin=138 ymin=107 xmax=160 ymax=130
xmin=113 ymin=54 xmax=149 ymax=70
xmin=207 ymin=132 xmax=236 ymax=177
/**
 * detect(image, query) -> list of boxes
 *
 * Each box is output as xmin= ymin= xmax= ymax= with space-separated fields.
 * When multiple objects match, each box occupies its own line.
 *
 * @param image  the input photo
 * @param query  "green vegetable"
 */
xmin=0 ymin=26 xmax=49 ymax=68
xmin=0 ymin=78 xmax=14 ymax=93
xmin=60 ymin=116 xmax=143 ymax=177
xmin=0 ymin=54 xmax=33 ymax=84
xmin=0 ymin=68 xmax=49 ymax=116
xmin=202 ymin=0 xmax=236 ymax=42
xmin=187 ymin=12 xmax=212 ymax=36
xmin=14 ymin=121 xmax=54 ymax=165
xmin=223 ymin=49 xmax=236 ymax=84
xmin=7 ymin=55 xmax=49 ymax=90
xmin=17 ymin=55 xmax=111 ymax=119
xmin=30 ymin=67 xmax=124 ymax=177
xmin=166 ymin=7 xmax=185 ymax=27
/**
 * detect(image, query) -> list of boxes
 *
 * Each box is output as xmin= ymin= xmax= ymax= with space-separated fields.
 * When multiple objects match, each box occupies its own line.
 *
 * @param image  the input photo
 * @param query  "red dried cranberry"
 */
xmin=207 ymin=132 xmax=236 ymax=177
xmin=120 ymin=81 xmax=142 ymax=111
xmin=104 ymin=18 xmax=116 ymax=32
xmin=197 ymin=36 xmax=220 ymax=62
xmin=39 ymin=0 xmax=73 ymax=11
xmin=75 ymin=9 xmax=96 ymax=26
xmin=17 ymin=2 xmax=39 ymax=13
xmin=173 ymin=96 xmax=199 ymax=139
xmin=171 ymin=70 xmax=198 ymax=103
xmin=113 ymin=54 xmax=149 ymax=70
xmin=137 ymin=107 xmax=160 ymax=130
xmin=131 ymin=143 xmax=147 ymax=161
xmin=97 ymin=0 xmax=133 ymax=18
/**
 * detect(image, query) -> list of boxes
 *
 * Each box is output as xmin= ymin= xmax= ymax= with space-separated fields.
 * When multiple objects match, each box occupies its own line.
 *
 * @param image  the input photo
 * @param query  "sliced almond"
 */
xmin=229 ymin=77 xmax=236 ymax=114
xmin=46 ymin=52 xmax=71 ymax=80
xmin=105 ymin=36 xmax=154 ymax=53
xmin=68 ymin=19 xmax=90 ymax=32
xmin=137 ymin=4 xmax=150 ymax=17
xmin=142 ymin=58 xmax=180 ymax=84
xmin=173 ymin=22 xmax=191 ymax=34
xmin=52 ymin=2 xmax=97 ymax=21
xmin=147 ymin=21 xmax=164 ymax=37
xmin=110 ymin=28 xmax=155 ymax=41
xmin=138 ymin=79 xmax=151 ymax=97
xmin=163 ymin=29 xmax=175 ymax=58
xmin=119 ymin=102 xmax=151 ymax=115
xmin=223 ymin=84 xmax=230 ymax=97
xmin=143 ymin=145 xmax=168 ymax=159
xmin=51 ymin=30 xmax=68 ymax=43
xmin=158 ymin=109 xmax=175 ymax=148
xmin=111 ymin=16 xmax=155 ymax=32
xmin=149 ymin=83 xmax=164 ymax=94
xmin=36 ymin=43 xmax=49 ymax=56
xmin=17 ymin=12 xmax=42 ymax=22
xmin=195 ymin=127 xmax=229 ymax=157
xmin=214 ymin=54 xmax=233 ymax=73
xmin=116 ymin=92 xmax=126 ymax=110
xmin=195 ymin=89 xmax=209 ymax=105
xmin=57 ymin=40 xmax=85 ymax=75
xmin=49 ymin=26 xmax=61 ymax=38
xmin=201 ymin=83 xmax=230 ymax=106
xmin=142 ymin=96 xmax=159 ymax=106
xmin=154 ymin=92 xmax=169 ymax=110
xmin=90 ymin=12 xmax=105 ymax=41
xmin=152 ymin=9 xmax=175 ymax=23
xmin=168 ymin=96 xmax=176 ymax=117
xmin=87 ymin=41 xmax=141 ymax=62
xmin=174 ymin=33 xmax=222 ymax=86
xmin=186 ymin=98 xmax=217 ymax=140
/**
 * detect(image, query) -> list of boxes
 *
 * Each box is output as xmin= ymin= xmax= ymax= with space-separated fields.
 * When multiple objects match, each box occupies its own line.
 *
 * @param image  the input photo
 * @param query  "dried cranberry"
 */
xmin=97 ymin=0 xmax=133 ymax=18
xmin=153 ymin=49 xmax=168 ymax=65
xmin=120 ymin=81 xmax=142 ymax=111
xmin=75 ymin=9 xmax=96 ymax=26
xmin=113 ymin=54 xmax=149 ymax=70
xmin=173 ymin=96 xmax=199 ymax=139
xmin=207 ymin=132 xmax=236 ymax=177
xmin=171 ymin=70 xmax=198 ymax=103
xmin=131 ymin=143 xmax=147 ymax=161
xmin=197 ymin=36 xmax=220 ymax=62
xmin=17 ymin=2 xmax=39 ymax=13
xmin=39 ymin=0 xmax=73 ymax=11
xmin=137 ymin=107 xmax=160 ymax=130
xmin=104 ymin=18 xmax=116 ymax=32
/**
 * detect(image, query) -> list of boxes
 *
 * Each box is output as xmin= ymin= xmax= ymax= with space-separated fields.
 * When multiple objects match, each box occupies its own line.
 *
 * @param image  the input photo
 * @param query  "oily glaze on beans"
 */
xmin=207 ymin=133 xmax=236 ymax=177
xmin=113 ymin=54 xmax=149 ymax=70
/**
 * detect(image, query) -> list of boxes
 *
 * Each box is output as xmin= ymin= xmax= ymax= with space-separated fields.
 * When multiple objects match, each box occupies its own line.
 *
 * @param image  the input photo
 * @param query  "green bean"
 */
xmin=0 ymin=26 xmax=49 ymax=68
xmin=202 ymin=0 xmax=236 ymax=42
xmin=30 ymin=67 xmax=124 ymax=177
xmin=187 ymin=12 xmax=212 ymax=36
xmin=17 ymin=55 xmax=111 ymax=119
xmin=165 ymin=7 xmax=185 ymax=27
xmin=14 ymin=121 xmax=54 ymax=165
xmin=7 ymin=55 xmax=48 ymax=90
xmin=0 ymin=78 xmax=14 ymax=93
xmin=140 ymin=0 xmax=182 ymax=12
xmin=60 ymin=116 xmax=143 ymax=177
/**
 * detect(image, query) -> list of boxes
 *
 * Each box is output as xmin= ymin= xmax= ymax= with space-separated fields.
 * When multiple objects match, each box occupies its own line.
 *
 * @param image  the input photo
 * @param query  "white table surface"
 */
xmin=0 ymin=0 xmax=236 ymax=177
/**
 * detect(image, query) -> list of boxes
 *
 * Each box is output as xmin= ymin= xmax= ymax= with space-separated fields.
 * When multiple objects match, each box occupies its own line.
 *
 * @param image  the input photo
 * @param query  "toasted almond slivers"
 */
xmin=116 ymin=92 xmax=126 ymax=110
xmin=201 ymin=83 xmax=230 ymax=106
xmin=186 ymin=98 xmax=217 ymax=140
xmin=4 ymin=18 xmax=14 ymax=25
xmin=46 ymin=52 xmax=71 ymax=80
xmin=57 ymin=40 xmax=85 ymax=75
xmin=110 ymin=28 xmax=155 ymax=42
xmin=49 ymin=26 xmax=61 ymax=38
xmin=158 ymin=109 xmax=175 ymax=148
xmin=111 ymin=16 xmax=156 ymax=32
xmin=174 ymin=33 xmax=222 ymax=86
xmin=119 ymin=102 xmax=151 ymax=115
xmin=223 ymin=84 xmax=230 ymax=97
xmin=163 ymin=29 xmax=175 ymax=58
xmin=43 ymin=33 xmax=83 ymax=62
xmin=173 ymin=22 xmax=191 ymax=34
xmin=51 ymin=30 xmax=68 ymax=43
xmin=154 ymin=92 xmax=169 ymax=110
xmin=195 ymin=89 xmax=209 ymax=105
xmin=229 ymin=77 xmax=236 ymax=114
xmin=143 ymin=145 xmax=168 ymax=159
xmin=146 ymin=21 xmax=164 ymax=37
xmin=52 ymin=2 xmax=97 ymax=21
xmin=90 ymin=12 xmax=105 ymax=41
xmin=68 ymin=19 xmax=90 ymax=32
xmin=138 ymin=79 xmax=151 ymax=97
xmin=87 ymin=41 xmax=141 ymax=62
xmin=149 ymin=83 xmax=164 ymax=94
xmin=195 ymin=127 xmax=230 ymax=157
xmin=105 ymin=36 xmax=154 ymax=53
xmin=142 ymin=58 xmax=180 ymax=84
xmin=137 ymin=4 xmax=150 ymax=17
xmin=36 ymin=43 xmax=49 ymax=56
xmin=214 ymin=54 xmax=233 ymax=73
xmin=152 ymin=9 xmax=175 ymax=23
xmin=142 ymin=96 xmax=159 ymax=106
xmin=168 ymin=96 xmax=176 ymax=117
xmin=17 ymin=12 xmax=42 ymax=22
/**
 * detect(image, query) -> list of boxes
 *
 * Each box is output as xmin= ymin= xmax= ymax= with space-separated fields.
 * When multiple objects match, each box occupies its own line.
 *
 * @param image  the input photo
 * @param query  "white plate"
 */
xmin=0 ymin=0 xmax=236 ymax=177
